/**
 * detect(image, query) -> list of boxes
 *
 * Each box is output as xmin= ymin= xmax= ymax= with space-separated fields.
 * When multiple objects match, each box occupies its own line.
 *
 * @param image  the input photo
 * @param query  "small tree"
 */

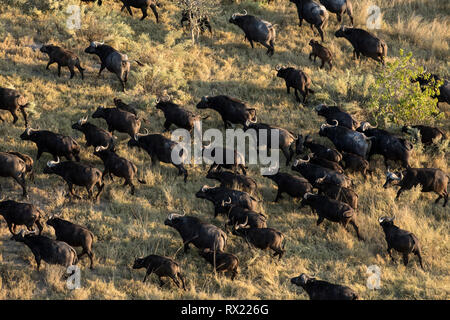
xmin=367 ymin=49 xmax=443 ymax=126
xmin=178 ymin=0 xmax=216 ymax=44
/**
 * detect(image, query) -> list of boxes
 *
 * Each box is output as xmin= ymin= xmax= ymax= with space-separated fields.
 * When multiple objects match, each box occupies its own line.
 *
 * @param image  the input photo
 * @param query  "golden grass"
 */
xmin=0 ymin=0 xmax=448 ymax=299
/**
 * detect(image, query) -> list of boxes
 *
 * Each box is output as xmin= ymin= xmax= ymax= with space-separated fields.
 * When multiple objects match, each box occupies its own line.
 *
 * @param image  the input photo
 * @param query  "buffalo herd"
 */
xmin=0 ymin=0 xmax=448 ymax=300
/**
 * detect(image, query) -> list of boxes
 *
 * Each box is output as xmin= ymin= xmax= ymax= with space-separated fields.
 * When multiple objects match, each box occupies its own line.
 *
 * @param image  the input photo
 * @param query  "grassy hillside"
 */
xmin=0 ymin=0 xmax=449 ymax=299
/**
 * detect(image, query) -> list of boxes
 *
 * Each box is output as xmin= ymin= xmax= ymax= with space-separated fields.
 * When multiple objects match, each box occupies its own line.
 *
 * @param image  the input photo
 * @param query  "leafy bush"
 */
xmin=367 ymin=49 xmax=443 ymax=126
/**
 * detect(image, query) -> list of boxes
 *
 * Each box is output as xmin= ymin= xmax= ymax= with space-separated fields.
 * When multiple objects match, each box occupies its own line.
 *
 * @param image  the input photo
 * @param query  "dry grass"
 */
xmin=0 ymin=0 xmax=448 ymax=300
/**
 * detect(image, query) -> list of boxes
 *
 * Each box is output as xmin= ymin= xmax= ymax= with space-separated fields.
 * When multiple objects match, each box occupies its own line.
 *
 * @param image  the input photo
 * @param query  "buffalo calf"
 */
xmin=199 ymin=249 xmax=239 ymax=280
xmin=40 ymin=45 xmax=84 ymax=79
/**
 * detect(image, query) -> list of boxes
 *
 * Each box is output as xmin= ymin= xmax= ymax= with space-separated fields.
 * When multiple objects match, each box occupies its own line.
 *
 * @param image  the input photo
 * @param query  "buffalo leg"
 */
xmin=443 ymin=192 xmax=448 ymax=207
xmin=159 ymin=277 xmax=165 ymax=287
xmin=414 ymin=249 xmax=424 ymax=270
xmin=286 ymin=85 xmax=290 ymax=94
xmin=95 ymin=182 xmax=104 ymax=201
xmin=57 ymin=64 xmax=62 ymax=77
xmin=19 ymin=107 xmax=28 ymax=127
xmin=35 ymin=220 xmax=43 ymax=235
xmin=178 ymin=273 xmax=186 ymax=290
xmin=68 ymin=183 xmax=82 ymax=199
xmin=294 ymin=89 xmax=301 ymax=102
xmin=402 ymin=253 xmax=409 ymax=267
xmin=170 ymin=275 xmax=181 ymax=288
xmin=387 ymin=246 xmax=395 ymax=262
xmin=140 ymin=7 xmax=148 ymax=20
xmin=248 ymin=39 xmax=254 ymax=49
xmin=9 ymin=110 xmax=18 ymax=124
xmin=349 ymin=220 xmax=364 ymax=241
xmin=143 ymin=270 xmax=152 ymax=283
xmin=316 ymin=216 xmax=324 ymax=226
xmin=46 ymin=60 xmax=55 ymax=70
xmin=395 ymin=188 xmax=405 ymax=199
xmin=320 ymin=59 xmax=325 ymax=69
xmin=98 ymin=64 xmax=106 ymax=76
xmin=316 ymin=26 xmax=324 ymax=42
xmin=163 ymin=120 xmax=172 ymax=132
xmin=281 ymin=146 xmax=291 ymax=166
xmin=150 ymin=4 xmax=159 ymax=23
xmin=68 ymin=65 xmax=75 ymax=79
xmin=13 ymin=174 xmax=27 ymax=197
xmin=76 ymin=64 xmax=84 ymax=79
xmin=35 ymin=255 xmax=42 ymax=271
xmin=7 ymin=223 xmax=15 ymax=235
xmin=274 ymin=189 xmax=283 ymax=202
xmin=125 ymin=6 xmax=133 ymax=16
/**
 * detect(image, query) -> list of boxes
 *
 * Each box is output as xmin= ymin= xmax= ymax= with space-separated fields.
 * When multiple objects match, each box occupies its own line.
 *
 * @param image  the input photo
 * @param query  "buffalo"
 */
xmin=20 ymin=127 xmax=81 ymax=162
xmin=0 ymin=152 xmax=29 ymax=197
xmin=196 ymin=95 xmax=257 ymax=129
xmin=199 ymin=249 xmax=239 ymax=280
xmin=94 ymin=145 xmax=146 ymax=195
xmin=319 ymin=0 xmax=353 ymax=25
xmin=92 ymin=106 xmax=142 ymax=138
xmin=315 ymin=104 xmax=359 ymax=130
xmin=319 ymin=120 xmax=373 ymax=158
xmin=0 ymin=87 xmax=29 ymax=126
xmin=229 ymin=10 xmax=275 ymax=56
xmin=119 ymin=0 xmax=159 ymax=22
xmin=84 ymin=42 xmax=142 ymax=91
xmin=291 ymin=273 xmax=359 ymax=300
xmin=289 ymin=0 xmax=329 ymax=41
xmin=379 ymin=216 xmax=424 ymax=270
xmin=335 ymin=26 xmax=387 ymax=64
xmin=309 ymin=40 xmax=333 ymax=70
xmin=276 ymin=66 xmax=314 ymax=104
xmin=233 ymin=219 xmax=285 ymax=259
xmin=164 ymin=213 xmax=227 ymax=253
xmin=46 ymin=216 xmax=95 ymax=269
xmin=71 ymin=115 xmax=115 ymax=150
xmin=0 ymin=200 xmax=44 ymax=235
xmin=301 ymin=193 xmax=363 ymax=240
xmin=195 ymin=185 xmax=259 ymax=217
xmin=127 ymin=131 xmax=188 ymax=182
xmin=43 ymin=158 xmax=104 ymax=201
xmin=383 ymin=168 xmax=448 ymax=207
xmin=133 ymin=255 xmax=186 ymax=289
xmin=40 ymin=44 xmax=85 ymax=79
xmin=11 ymin=229 xmax=78 ymax=271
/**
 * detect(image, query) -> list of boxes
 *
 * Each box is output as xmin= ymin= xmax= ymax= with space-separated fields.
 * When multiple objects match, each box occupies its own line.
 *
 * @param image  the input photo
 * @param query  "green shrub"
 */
xmin=367 ymin=49 xmax=443 ymax=126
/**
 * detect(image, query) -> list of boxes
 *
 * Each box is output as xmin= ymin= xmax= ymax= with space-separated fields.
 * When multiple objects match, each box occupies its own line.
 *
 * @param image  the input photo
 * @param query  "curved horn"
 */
xmin=250 ymin=115 xmax=257 ymax=123
xmin=378 ymin=216 xmax=386 ymax=223
xmin=315 ymin=174 xmax=326 ymax=184
xmin=155 ymin=98 xmax=160 ymax=104
xmin=236 ymin=216 xmax=248 ymax=229
xmin=232 ymin=13 xmax=236 ymax=19
xmin=242 ymin=9 xmax=247 ymax=15
xmin=47 ymin=157 xmax=60 ymax=167
xmin=201 ymin=185 xmax=210 ymax=192
xmin=303 ymin=192 xmax=313 ymax=199
xmin=95 ymin=145 xmax=108 ymax=152
xmin=390 ymin=215 xmax=396 ymax=222
xmin=332 ymin=119 xmax=338 ymax=127
xmin=222 ymin=197 xmax=232 ymax=206
xmin=275 ymin=65 xmax=281 ymax=71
